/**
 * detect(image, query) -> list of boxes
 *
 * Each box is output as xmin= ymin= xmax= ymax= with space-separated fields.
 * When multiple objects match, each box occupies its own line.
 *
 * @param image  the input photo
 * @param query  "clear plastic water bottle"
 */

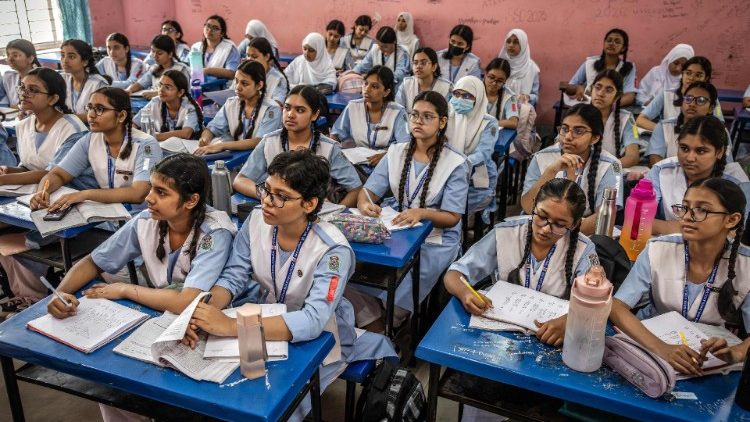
xmin=189 ymin=48 xmax=204 ymax=107
xmin=211 ymin=160 xmax=232 ymax=214
xmin=140 ymin=104 xmax=154 ymax=135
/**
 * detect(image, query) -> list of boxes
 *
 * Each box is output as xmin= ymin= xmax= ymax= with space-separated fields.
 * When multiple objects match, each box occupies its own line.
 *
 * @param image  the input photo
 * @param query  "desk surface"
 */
xmin=495 ymin=128 xmax=517 ymax=155
xmin=326 ymin=92 xmax=362 ymax=111
xmin=417 ymin=298 xmax=750 ymax=422
xmin=718 ymin=89 xmax=745 ymax=104
xmin=0 ymin=295 xmax=334 ymax=422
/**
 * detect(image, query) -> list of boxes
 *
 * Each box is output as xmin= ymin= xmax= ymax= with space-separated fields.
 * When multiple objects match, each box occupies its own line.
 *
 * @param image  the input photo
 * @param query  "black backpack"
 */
xmin=589 ymin=234 xmax=632 ymax=293
xmin=354 ymin=359 xmax=426 ymax=422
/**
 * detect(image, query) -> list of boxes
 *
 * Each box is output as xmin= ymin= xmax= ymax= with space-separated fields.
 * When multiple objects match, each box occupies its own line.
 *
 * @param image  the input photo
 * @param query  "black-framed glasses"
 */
xmin=408 ymin=111 xmax=437 ymax=123
xmin=16 ymin=85 xmax=49 ymax=98
xmin=256 ymin=183 xmax=302 ymax=208
xmin=671 ymin=204 xmax=729 ymax=222
xmin=683 ymin=94 xmax=710 ymax=106
xmin=531 ymin=211 xmax=572 ymax=235
xmin=84 ymin=104 xmax=118 ymax=116
xmin=559 ymin=125 xmax=592 ymax=138
xmin=485 ymin=75 xmax=506 ymax=85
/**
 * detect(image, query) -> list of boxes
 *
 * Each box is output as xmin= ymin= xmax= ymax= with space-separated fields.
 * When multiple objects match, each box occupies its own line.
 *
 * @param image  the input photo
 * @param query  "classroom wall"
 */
xmin=89 ymin=0 xmax=750 ymax=123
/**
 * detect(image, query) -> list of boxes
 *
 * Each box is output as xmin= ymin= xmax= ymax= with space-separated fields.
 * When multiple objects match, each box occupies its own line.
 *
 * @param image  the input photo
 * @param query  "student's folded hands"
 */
xmin=534 ymin=315 xmax=567 ymax=347
xmin=182 ymin=302 xmax=237 ymax=349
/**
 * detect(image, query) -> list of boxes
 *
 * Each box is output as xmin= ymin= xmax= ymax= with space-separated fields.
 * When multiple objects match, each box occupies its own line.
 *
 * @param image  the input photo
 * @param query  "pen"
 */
xmin=39 ymin=276 xmax=71 ymax=307
xmin=363 ymin=188 xmax=375 ymax=206
xmin=460 ymin=275 xmax=487 ymax=307
xmin=679 ymin=330 xmax=700 ymax=366
xmin=42 ymin=179 xmax=49 ymax=196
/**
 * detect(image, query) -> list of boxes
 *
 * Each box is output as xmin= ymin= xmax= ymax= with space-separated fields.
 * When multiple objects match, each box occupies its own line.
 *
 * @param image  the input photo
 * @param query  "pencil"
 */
xmin=363 ymin=188 xmax=375 ymax=206
xmin=679 ymin=331 xmax=700 ymax=365
xmin=42 ymin=179 xmax=49 ymax=195
xmin=460 ymin=275 xmax=486 ymax=307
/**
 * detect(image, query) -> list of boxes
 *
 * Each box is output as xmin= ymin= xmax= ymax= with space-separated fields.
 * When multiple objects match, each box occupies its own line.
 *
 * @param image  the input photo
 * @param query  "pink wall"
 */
xmin=89 ymin=0 xmax=750 ymax=123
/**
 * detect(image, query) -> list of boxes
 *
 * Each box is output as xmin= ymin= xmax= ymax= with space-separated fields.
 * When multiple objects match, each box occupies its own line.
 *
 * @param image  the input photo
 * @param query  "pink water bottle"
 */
xmin=619 ymin=178 xmax=657 ymax=261
xmin=562 ymin=265 xmax=613 ymax=372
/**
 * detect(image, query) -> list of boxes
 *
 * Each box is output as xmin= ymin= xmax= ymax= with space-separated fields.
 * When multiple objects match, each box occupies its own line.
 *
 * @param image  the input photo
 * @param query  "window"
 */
xmin=0 ymin=0 xmax=64 ymax=54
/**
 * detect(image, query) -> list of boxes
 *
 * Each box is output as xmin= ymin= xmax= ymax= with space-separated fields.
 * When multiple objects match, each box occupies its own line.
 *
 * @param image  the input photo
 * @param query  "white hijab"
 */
xmin=447 ymin=76 xmax=489 ymax=153
xmin=289 ymin=33 xmax=335 ymax=85
xmin=660 ymin=43 xmax=694 ymax=90
xmin=245 ymin=19 xmax=279 ymax=51
xmin=396 ymin=12 xmax=417 ymax=48
xmin=498 ymin=29 xmax=539 ymax=95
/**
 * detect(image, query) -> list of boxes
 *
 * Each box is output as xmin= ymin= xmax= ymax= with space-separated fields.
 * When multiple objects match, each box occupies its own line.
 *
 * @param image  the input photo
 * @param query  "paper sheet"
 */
xmin=17 ymin=186 xmax=79 ymax=208
xmin=113 ymin=312 xmax=178 ymax=364
xmin=0 ymin=184 xmax=36 ymax=197
xmin=481 ymin=280 xmax=569 ymax=332
xmin=161 ymin=137 xmax=200 ymax=154
xmin=204 ymin=304 xmax=289 ymax=361
xmin=203 ymin=89 xmax=234 ymax=106
xmin=349 ymin=207 xmax=423 ymax=232
xmin=342 ymin=147 xmax=380 ymax=164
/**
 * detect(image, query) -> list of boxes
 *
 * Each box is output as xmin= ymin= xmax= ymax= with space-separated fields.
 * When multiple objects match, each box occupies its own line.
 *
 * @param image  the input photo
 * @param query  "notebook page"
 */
xmin=342 ymin=147 xmax=379 ymax=164
xmin=481 ymin=280 xmax=569 ymax=332
xmin=114 ymin=312 xmax=177 ymax=364
xmin=17 ymin=186 xmax=79 ymax=207
xmin=77 ymin=201 xmax=131 ymax=222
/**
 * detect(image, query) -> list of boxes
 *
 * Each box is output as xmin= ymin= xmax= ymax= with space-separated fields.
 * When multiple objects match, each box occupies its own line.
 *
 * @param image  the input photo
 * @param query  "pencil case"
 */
xmin=603 ymin=334 xmax=675 ymax=398
xmin=328 ymin=214 xmax=391 ymax=244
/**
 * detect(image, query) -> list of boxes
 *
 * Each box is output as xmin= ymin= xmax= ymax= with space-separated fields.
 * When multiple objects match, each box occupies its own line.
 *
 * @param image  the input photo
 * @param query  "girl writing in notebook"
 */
xmin=126 ymin=35 xmax=191 ymax=99
xmin=191 ymin=15 xmax=241 ymax=80
xmin=522 ymin=103 xmax=623 ymax=235
xmin=245 ymin=37 xmax=289 ymax=104
xmin=133 ymin=70 xmax=203 ymax=142
xmin=60 ymin=39 xmax=111 ymax=122
xmin=345 ymin=91 xmax=469 ymax=330
xmin=95 ymin=33 xmax=146 ymax=89
xmin=610 ymin=178 xmax=750 ymax=376
xmin=590 ymin=70 xmax=640 ymax=167
xmin=195 ymin=60 xmax=281 ymax=155
xmin=0 ymin=39 xmax=40 ymax=108
xmin=396 ymin=47 xmax=453 ymax=113
xmin=484 ymin=58 xmax=519 ymax=129
xmin=233 ymin=85 xmax=361 ymax=207
xmin=183 ymin=149 xmax=396 ymax=422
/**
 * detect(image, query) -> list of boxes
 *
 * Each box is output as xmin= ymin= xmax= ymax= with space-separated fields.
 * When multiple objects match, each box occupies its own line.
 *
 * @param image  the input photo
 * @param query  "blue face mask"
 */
xmin=450 ymin=97 xmax=475 ymax=114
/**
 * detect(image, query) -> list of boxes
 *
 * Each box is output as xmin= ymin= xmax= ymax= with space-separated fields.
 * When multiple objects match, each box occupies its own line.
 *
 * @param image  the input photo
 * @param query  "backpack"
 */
xmin=589 ymin=234 xmax=633 ymax=293
xmin=338 ymin=72 xmax=365 ymax=94
xmin=354 ymin=359 xmax=426 ymax=422
xmin=509 ymin=102 xmax=540 ymax=161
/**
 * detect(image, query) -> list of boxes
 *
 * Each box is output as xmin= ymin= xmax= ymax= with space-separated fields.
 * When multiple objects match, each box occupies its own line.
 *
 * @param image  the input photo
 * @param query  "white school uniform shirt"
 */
xmin=353 ymin=44 xmax=411 ymax=86
xmin=486 ymin=88 xmax=519 ymax=122
xmin=15 ymin=114 xmax=87 ymax=172
xmin=615 ymin=234 xmax=750 ymax=329
xmin=191 ymin=39 xmax=237 ymax=69
xmin=135 ymin=61 xmax=191 ymax=90
xmin=641 ymin=92 xmax=725 ymax=124
xmin=329 ymin=47 xmax=350 ymax=70
xmin=646 ymin=157 xmax=750 ymax=221
xmin=648 ymin=118 xmax=733 ymax=162
xmin=62 ymin=73 xmax=110 ymax=114
xmin=498 ymin=28 xmax=541 ymax=106
xmin=132 ymin=96 xmax=201 ymax=135
xmin=449 ymin=217 xmax=597 ymax=298
xmin=91 ymin=208 xmax=236 ymax=289
xmin=601 ymin=109 xmax=639 ymax=157
xmin=1 ymin=70 xmax=21 ymax=107
xmin=265 ymin=67 xmax=288 ymax=104
xmin=565 ymin=56 xmax=637 ymax=106
xmin=331 ymin=98 xmax=408 ymax=149
xmin=396 ymin=76 xmax=453 ymax=113
xmin=436 ymin=50 xmax=482 ymax=84
xmin=340 ymin=34 xmax=374 ymax=66
xmin=204 ymin=95 xmax=281 ymax=142
xmin=95 ymin=56 xmax=146 ymax=88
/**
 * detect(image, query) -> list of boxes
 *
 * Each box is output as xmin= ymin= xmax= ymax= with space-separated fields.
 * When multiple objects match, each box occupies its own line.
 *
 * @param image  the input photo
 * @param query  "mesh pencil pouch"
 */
xmin=328 ymin=214 xmax=391 ymax=244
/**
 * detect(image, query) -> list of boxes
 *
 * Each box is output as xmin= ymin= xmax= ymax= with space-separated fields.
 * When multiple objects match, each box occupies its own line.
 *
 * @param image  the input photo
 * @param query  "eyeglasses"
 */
xmin=84 ymin=104 xmax=118 ymax=116
xmin=16 ymin=85 xmax=49 ymax=98
xmin=408 ymin=111 xmax=438 ymax=123
xmin=411 ymin=59 xmax=431 ymax=67
xmin=592 ymin=83 xmax=617 ymax=95
xmin=161 ymin=27 xmax=176 ymax=34
xmin=451 ymin=91 xmax=475 ymax=100
xmin=683 ymin=94 xmax=710 ymax=106
xmin=204 ymin=23 xmax=222 ymax=33
xmin=256 ymin=183 xmax=302 ymax=208
xmin=156 ymin=83 xmax=176 ymax=92
xmin=558 ymin=125 xmax=592 ymax=138
xmin=682 ymin=70 xmax=706 ymax=79
xmin=671 ymin=204 xmax=728 ymax=222
xmin=531 ymin=211 xmax=572 ymax=235
xmin=485 ymin=75 xmax=506 ymax=85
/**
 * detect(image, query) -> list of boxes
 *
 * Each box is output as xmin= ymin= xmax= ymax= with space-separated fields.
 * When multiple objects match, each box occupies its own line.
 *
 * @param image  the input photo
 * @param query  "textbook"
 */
xmin=29 ymin=201 xmax=131 ymax=237
xmin=478 ymin=280 xmax=570 ymax=333
xmin=114 ymin=292 xmax=239 ymax=383
xmin=160 ymin=137 xmax=200 ymax=154
xmin=0 ymin=183 xmax=36 ymax=197
xmin=342 ymin=147 xmax=380 ymax=165
xmin=204 ymin=304 xmax=289 ymax=362
xmin=26 ymin=297 xmax=149 ymax=353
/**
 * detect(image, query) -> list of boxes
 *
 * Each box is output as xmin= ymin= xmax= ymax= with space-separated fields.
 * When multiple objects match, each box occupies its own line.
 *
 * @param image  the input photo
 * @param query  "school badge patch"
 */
xmin=328 ymin=256 xmax=340 ymax=272
xmin=199 ymin=234 xmax=213 ymax=251
xmin=612 ymin=161 xmax=622 ymax=174
xmin=491 ymin=126 xmax=497 ymax=137
xmin=144 ymin=145 xmax=152 ymax=157
xmin=268 ymin=110 xmax=274 ymax=119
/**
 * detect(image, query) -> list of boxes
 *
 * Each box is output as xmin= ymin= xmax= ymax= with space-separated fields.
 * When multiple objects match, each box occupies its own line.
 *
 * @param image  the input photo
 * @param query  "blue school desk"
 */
xmin=0 ymin=295 xmax=334 ymax=422
xmin=417 ymin=298 xmax=750 ymax=422
xmin=326 ymin=92 xmax=362 ymax=111
xmin=731 ymin=106 xmax=750 ymax=158
xmin=279 ymin=52 xmax=298 ymax=66
xmin=718 ymin=89 xmax=745 ymax=104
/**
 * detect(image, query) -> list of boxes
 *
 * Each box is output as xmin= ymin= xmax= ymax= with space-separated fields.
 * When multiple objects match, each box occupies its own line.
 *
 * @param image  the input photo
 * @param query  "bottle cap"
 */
xmin=215 ymin=160 xmax=225 ymax=169
xmin=575 ymin=265 xmax=613 ymax=298
xmin=603 ymin=187 xmax=617 ymax=200
xmin=629 ymin=178 xmax=656 ymax=201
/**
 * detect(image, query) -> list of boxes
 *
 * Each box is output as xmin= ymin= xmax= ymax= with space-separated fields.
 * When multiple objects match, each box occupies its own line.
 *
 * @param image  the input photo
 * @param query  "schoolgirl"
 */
xmin=126 ymin=35 xmax=191 ymax=99
xmin=284 ymin=33 xmax=337 ymax=91
xmin=133 ymin=70 xmax=203 ymax=142
xmin=0 ymin=39 xmax=40 ymax=107
xmin=238 ymin=19 xmax=279 ymax=60
xmin=637 ymin=44 xmax=694 ymax=106
xmin=436 ymin=24 xmax=482 ymax=84
xmin=396 ymin=47 xmax=452 ymax=113
xmin=590 ymin=70 xmax=640 ymax=167
xmin=353 ymin=26 xmax=410 ymax=87
xmin=60 ymin=39 xmax=111 ymax=121
xmin=143 ymin=20 xmax=190 ymax=65
xmin=191 ymin=15 xmax=241 ymax=80
xmin=325 ymin=20 xmax=351 ymax=72
xmin=497 ymin=29 xmax=540 ymax=106
xmin=95 ymin=33 xmax=146 ymax=89
xmin=395 ymin=12 xmax=420 ymax=59
xmin=245 ymin=37 xmax=289 ymax=105
xmin=340 ymin=15 xmax=375 ymax=67
xmin=484 ymin=58 xmax=519 ymax=129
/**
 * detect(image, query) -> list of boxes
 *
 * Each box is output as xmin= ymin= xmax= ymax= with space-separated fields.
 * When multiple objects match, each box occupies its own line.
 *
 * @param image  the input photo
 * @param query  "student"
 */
xmin=637 ymin=43 xmax=694 ymax=106
xmin=590 ymin=70 xmax=640 ymax=167
xmin=191 ymin=15 xmax=241 ymax=80
xmin=126 ymin=35 xmax=191 ymax=99
xmin=331 ymin=66 xmax=409 ymax=168
xmin=184 ymin=149 xmax=397 ymax=421
xmin=0 ymin=68 xmax=87 ymax=187
xmin=637 ymin=57 xmax=722 ymax=131
xmin=437 ymin=24 xmax=482 ymax=84
xmin=325 ymin=20 xmax=351 ymax=72
xmin=239 ymin=19 xmax=279 ymax=60
xmin=447 ymin=76 xmax=499 ymax=214
xmin=610 ymin=178 xmax=750 ymax=376
xmin=196 ymin=61 xmax=280 ymax=155
xmin=29 ymin=87 xmax=162 ymax=212
xmin=133 ymin=70 xmax=203 ymax=142
xmin=144 ymin=20 xmax=191 ymax=65
xmin=340 ymin=15 xmax=374 ymax=67
xmin=0 ymin=39 xmax=40 ymax=108
xmin=497 ymin=28 xmax=540 ymax=106
xmin=744 ymin=84 xmax=750 ymax=109
xmin=346 ymin=91 xmax=469 ymax=329
xmin=396 ymin=12 xmax=420 ymax=59
xmin=245 ymin=37 xmax=289 ymax=104
xmin=484 ymin=58 xmax=519 ymax=129
xmin=284 ymin=33 xmax=337 ymax=91
xmin=565 ymin=28 xmax=637 ymax=107
xmin=522 ymin=104 xmax=623 ymax=235
xmin=396 ymin=47 xmax=452 ymax=113
xmin=0 ymin=126 xmax=15 ymax=168
xmin=647 ymin=81 xmax=728 ymax=165
xmin=647 ymin=116 xmax=750 ymax=236
xmin=353 ymin=26 xmax=410 ymax=87
xmin=234 ymin=85 xmax=361 ymax=206
xmin=60 ymin=39 xmax=111 ymax=122
xmin=96 ymin=33 xmax=146 ymax=89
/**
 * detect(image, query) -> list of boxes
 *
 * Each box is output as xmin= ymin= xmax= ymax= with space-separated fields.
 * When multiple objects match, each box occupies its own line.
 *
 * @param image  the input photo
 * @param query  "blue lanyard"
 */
xmin=524 ymin=244 xmax=557 ymax=291
xmin=271 ymin=223 xmax=312 ymax=304
xmin=681 ymin=241 xmax=721 ymax=322
xmin=106 ymin=144 xmax=115 ymax=189
xmin=404 ymin=161 xmax=430 ymax=208
xmin=364 ymin=105 xmax=381 ymax=149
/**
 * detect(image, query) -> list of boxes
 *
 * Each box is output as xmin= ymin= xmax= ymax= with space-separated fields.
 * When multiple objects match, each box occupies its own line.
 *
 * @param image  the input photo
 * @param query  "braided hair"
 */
xmin=152 ymin=154 xmax=211 ymax=262
xmin=150 ymin=35 xmax=177 ymax=79
xmin=106 ymin=33 xmax=133 ymax=79
xmin=673 ymin=56 xmax=712 ymax=106
xmin=375 ymin=27 xmax=398 ymax=71
xmin=686 ymin=178 xmax=749 ymax=325
xmin=593 ymin=28 xmax=633 ymax=77
xmin=267 ymin=149 xmax=330 ymax=221
xmin=201 ymin=15 xmax=230 ymax=67
xmin=158 ymin=70 xmax=204 ymax=137
xmin=485 ymin=58 xmax=511 ymax=121
xmin=507 ymin=178 xmax=587 ymax=297
xmin=678 ymin=115 xmax=728 ymax=177
xmin=247 ymin=37 xmax=289 ymax=97
xmin=280 ymin=85 xmax=323 ymax=153
xmin=592 ymin=70 xmax=625 ymax=157
xmin=233 ymin=61 xmax=267 ymax=140
xmin=349 ymin=15 xmax=373 ymax=49
xmin=562 ymin=104 xmax=604 ymax=214
xmin=413 ymin=47 xmax=442 ymax=78
xmin=94 ymin=87 xmax=134 ymax=159
xmin=27 ymin=68 xmax=74 ymax=114
xmin=397 ymin=91 xmax=449 ymax=211
xmin=61 ymin=39 xmax=112 ymax=84
xmin=443 ymin=24 xmax=474 ymax=59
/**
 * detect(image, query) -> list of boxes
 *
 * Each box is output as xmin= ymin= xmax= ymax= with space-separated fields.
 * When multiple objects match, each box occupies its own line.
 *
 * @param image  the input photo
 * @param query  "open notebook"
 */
xmin=473 ymin=280 xmax=569 ymax=333
xmin=26 ymin=297 xmax=149 ymax=353
xmin=348 ymin=206 xmax=423 ymax=232
xmin=0 ymin=183 xmax=36 ymax=197
xmin=204 ymin=304 xmax=289 ymax=362
xmin=160 ymin=137 xmax=200 ymax=154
